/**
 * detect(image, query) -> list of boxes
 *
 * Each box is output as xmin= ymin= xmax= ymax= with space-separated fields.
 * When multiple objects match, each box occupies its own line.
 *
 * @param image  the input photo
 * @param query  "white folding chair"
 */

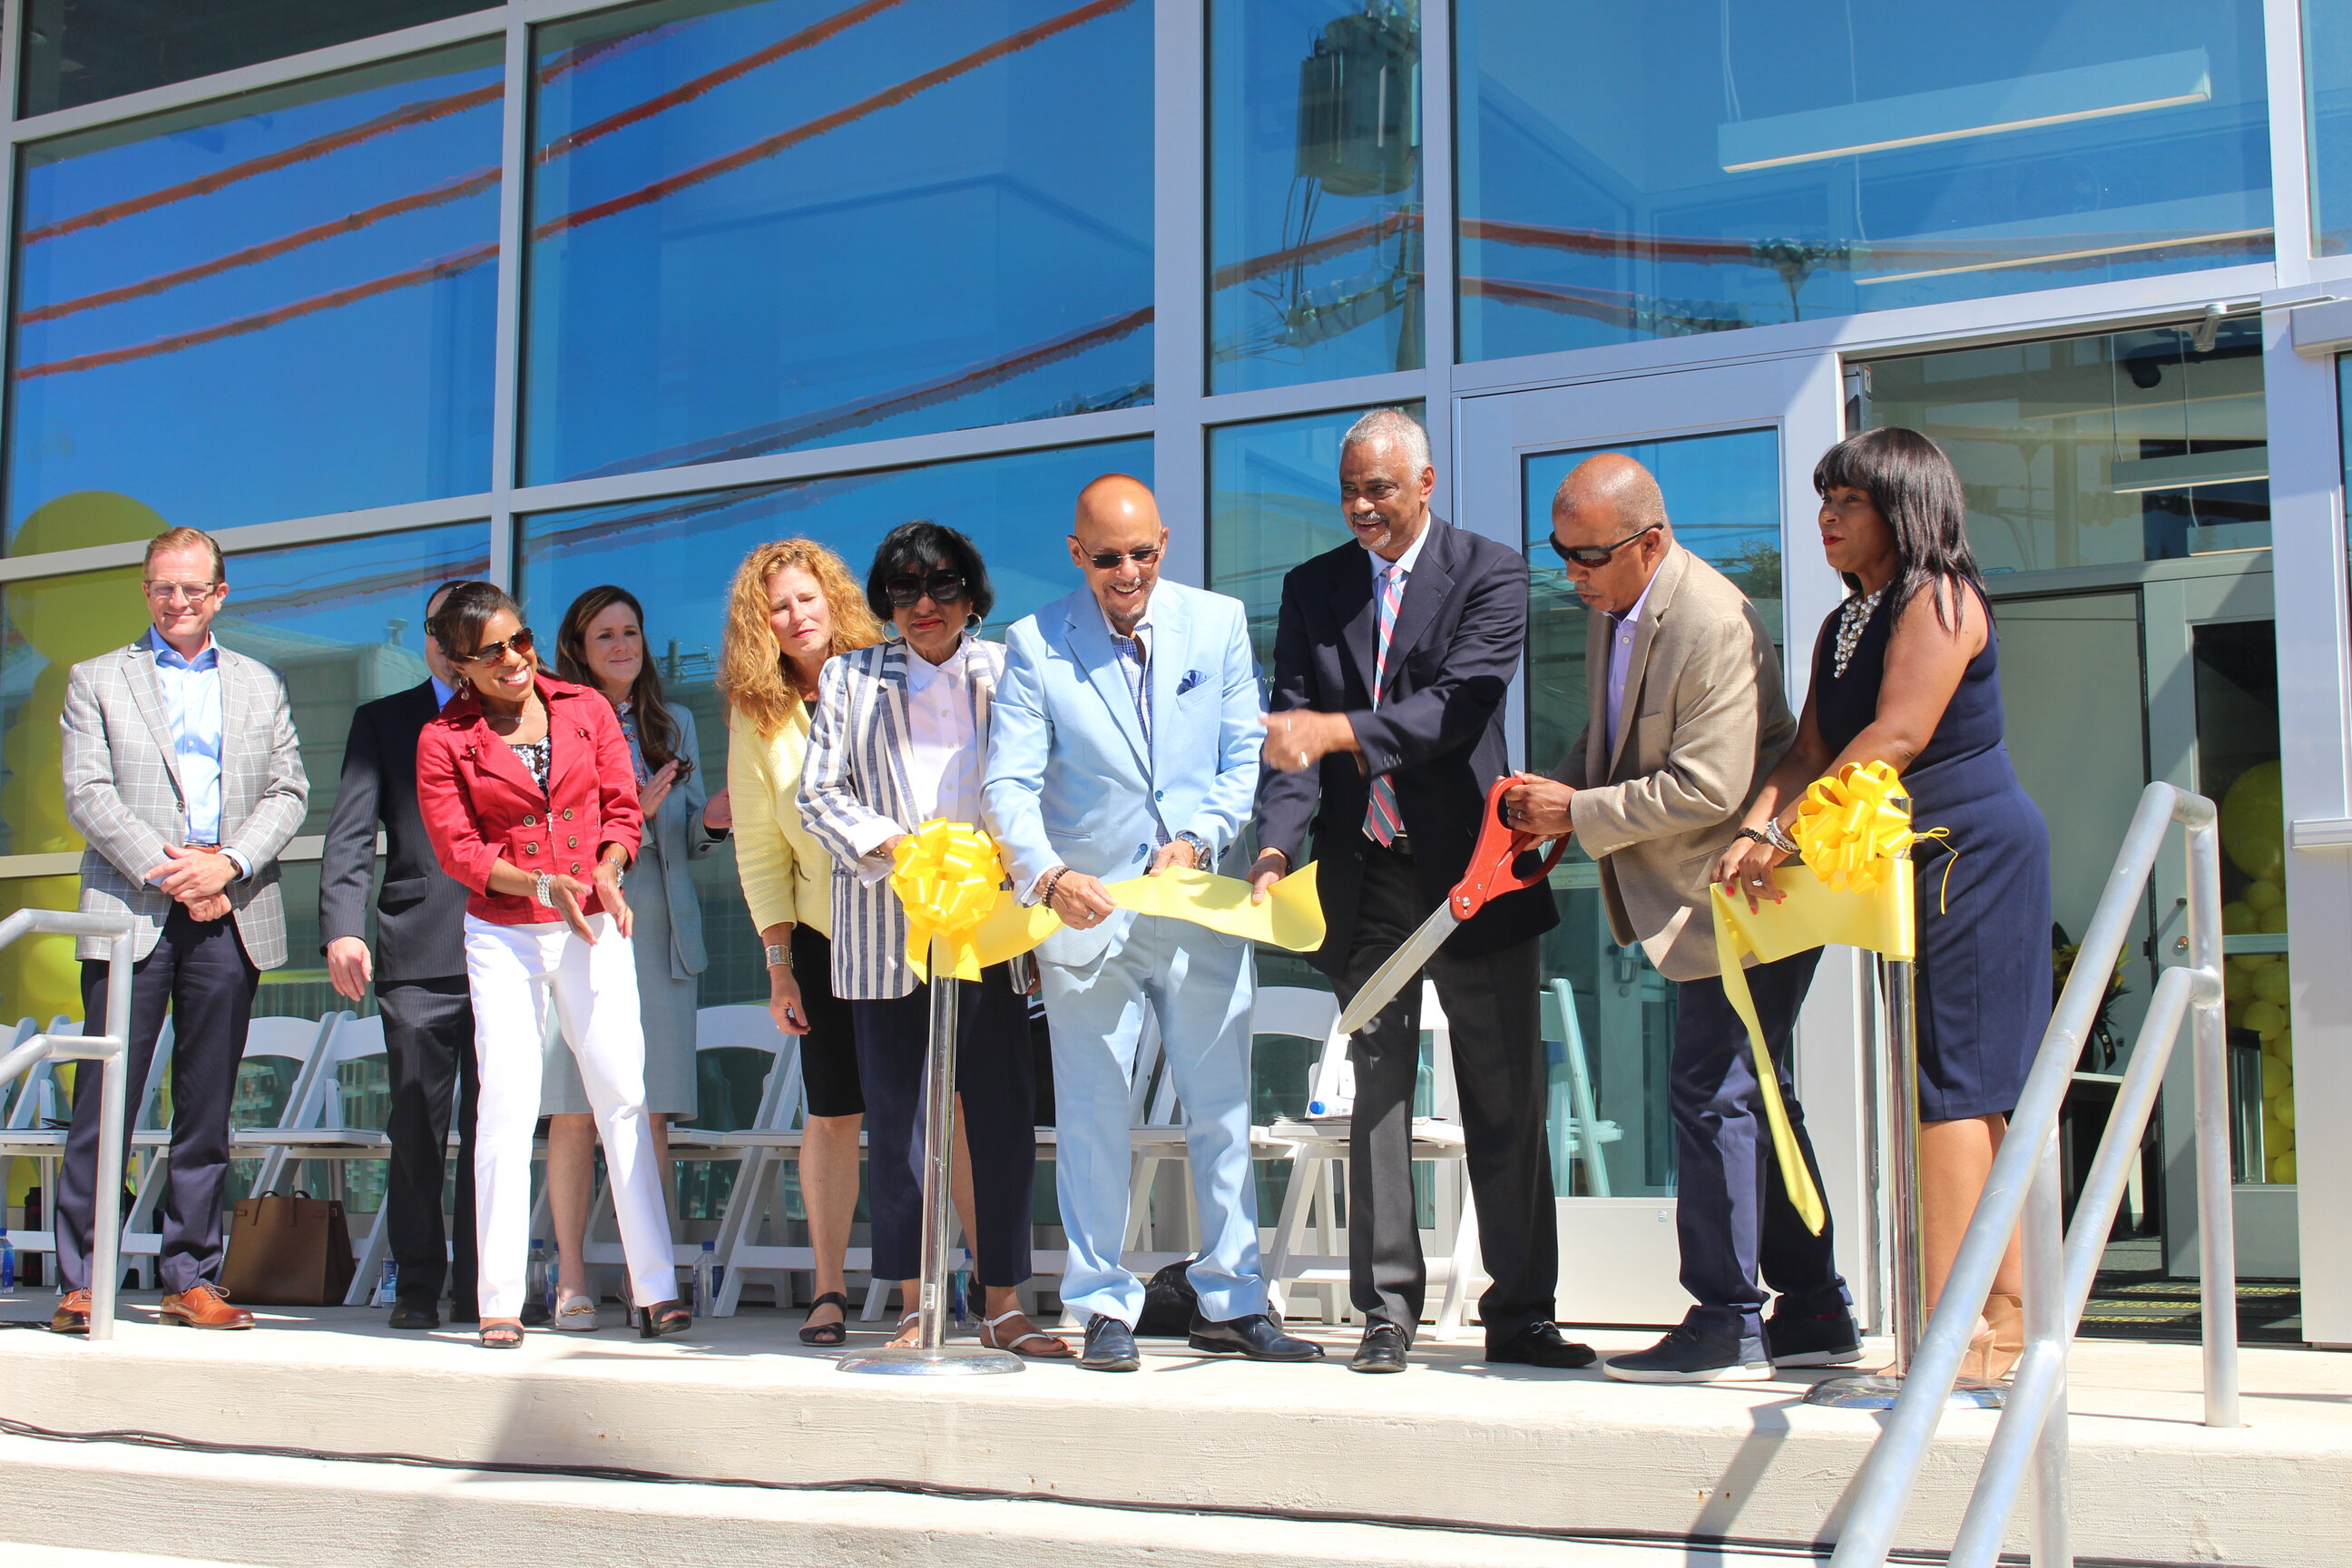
xmin=1543 ymin=979 xmax=1620 ymax=1198
xmin=227 ymin=1013 xmax=359 ymax=1197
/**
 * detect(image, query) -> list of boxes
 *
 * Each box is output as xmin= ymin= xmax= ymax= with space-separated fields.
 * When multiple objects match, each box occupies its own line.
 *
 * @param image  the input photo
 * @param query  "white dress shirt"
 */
xmin=848 ymin=636 xmax=984 ymax=881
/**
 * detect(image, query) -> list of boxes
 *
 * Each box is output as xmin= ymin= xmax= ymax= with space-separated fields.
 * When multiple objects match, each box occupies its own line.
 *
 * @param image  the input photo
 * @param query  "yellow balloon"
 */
xmin=2220 ymin=761 xmax=2285 ymax=883
xmin=2229 ymin=953 xmax=2270 ymax=979
xmin=2258 ymin=905 xmax=2290 ymax=936
xmin=2263 ymin=1056 xmax=2290 ymax=1097
xmin=2243 ymin=878 xmax=2284 ymax=912
xmin=2221 ymin=901 xmax=2255 ymax=936
xmin=2252 ymin=965 xmax=2290 ymax=1005
xmin=2268 ymin=1150 xmax=2297 ymax=1184
xmin=2226 ymin=997 xmax=2249 ymax=1029
xmin=2242 ymin=999 xmax=2286 ymax=1038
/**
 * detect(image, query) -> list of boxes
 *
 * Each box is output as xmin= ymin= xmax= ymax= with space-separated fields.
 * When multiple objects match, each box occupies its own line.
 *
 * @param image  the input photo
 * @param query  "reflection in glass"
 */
xmin=1860 ymin=316 xmax=2269 ymax=572
xmin=1455 ymin=2 xmax=2271 ymax=361
xmin=1518 ymin=427 xmax=1783 ymax=1197
xmin=524 ymin=0 xmax=1152 ymax=485
xmin=17 ymin=1 xmax=492 ymax=116
xmin=6 ymin=47 xmax=501 ymax=544
xmin=517 ymin=438 xmax=1146 ymax=1005
xmin=2311 ymin=0 xmax=2352 ymax=254
xmin=1209 ymin=1 xmax=1422 ymax=391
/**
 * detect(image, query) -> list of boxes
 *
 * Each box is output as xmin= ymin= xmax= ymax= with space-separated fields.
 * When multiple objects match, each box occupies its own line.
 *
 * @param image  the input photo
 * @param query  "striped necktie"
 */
xmin=1364 ymin=562 xmax=1406 ymax=845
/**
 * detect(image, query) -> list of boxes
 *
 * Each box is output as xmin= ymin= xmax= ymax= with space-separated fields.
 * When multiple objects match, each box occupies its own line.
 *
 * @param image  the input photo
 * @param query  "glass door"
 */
xmin=1458 ymin=358 xmax=1851 ymax=1326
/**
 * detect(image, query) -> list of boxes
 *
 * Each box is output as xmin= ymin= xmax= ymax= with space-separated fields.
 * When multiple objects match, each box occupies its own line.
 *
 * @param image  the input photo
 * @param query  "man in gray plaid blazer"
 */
xmin=48 ymin=526 xmax=308 ymax=1334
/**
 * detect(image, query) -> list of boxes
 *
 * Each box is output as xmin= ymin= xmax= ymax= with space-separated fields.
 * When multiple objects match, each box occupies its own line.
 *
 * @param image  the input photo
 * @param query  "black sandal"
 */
xmin=478 ymin=1320 xmax=524 ymax=1349
xmin=799 ymin=1291 xmax=851 ymax=1348
xmin=636 ymin=1299 xmax=692 ymax=1339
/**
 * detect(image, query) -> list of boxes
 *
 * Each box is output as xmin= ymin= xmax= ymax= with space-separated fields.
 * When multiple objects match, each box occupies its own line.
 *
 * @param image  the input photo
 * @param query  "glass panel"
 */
xmin=7 ymin=46 xmax=501 ymax=544
xmin=1518 ymin=427 xmax=1782 ymax=1198
xmin=2310 ymin=0 xmax=2352 ymax=255
xmin=1209 ymin=0 xmax=1423 ymax=391
xmin=1859 ymin=315 xmax=2269 ymax=572
xmin=1455 ymin=2 xmax=2272 ymax=361
xmin=19 ymin=1 xmax=493 ymax=117
xmin=516 ymin=438 xmax=1146 ymax=1007
xmin=524 ymin=0 xmax=1152 ymax=485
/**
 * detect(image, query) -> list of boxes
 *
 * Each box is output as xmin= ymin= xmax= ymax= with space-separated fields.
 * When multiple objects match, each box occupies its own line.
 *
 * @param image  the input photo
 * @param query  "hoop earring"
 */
xmin=965 ymin=612 xmax=983 ymax=632
xmin=881 ymin=622 xmax=904 ymax=642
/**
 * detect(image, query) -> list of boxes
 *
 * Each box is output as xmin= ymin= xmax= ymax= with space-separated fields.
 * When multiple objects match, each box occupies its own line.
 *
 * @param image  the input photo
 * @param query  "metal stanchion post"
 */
xmin=1808 ymin=949 xmax=2003 ymax=1410
xmin=838 ymin=935 xmax=1022 ymax=1377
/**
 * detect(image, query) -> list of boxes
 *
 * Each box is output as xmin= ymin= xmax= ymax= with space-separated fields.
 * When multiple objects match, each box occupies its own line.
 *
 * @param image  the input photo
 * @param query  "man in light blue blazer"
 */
xmin=985 ymin=474 xmax=1322 ymax=1372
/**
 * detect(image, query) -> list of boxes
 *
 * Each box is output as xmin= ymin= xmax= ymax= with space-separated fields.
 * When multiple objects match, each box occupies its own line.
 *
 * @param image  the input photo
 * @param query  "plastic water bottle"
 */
xmin=0 ymin=1234 xmax=15 ymax=1292
xmin=691 ymin=1240 xmax=717 ymax=1316
xmin=949 ymin=1248 xmax=971 ymax=1327
xmin=525 ymin=1239 xmax=551 ymax=1313
xmin=370 ymin=1258 xmax=398 ymax=1308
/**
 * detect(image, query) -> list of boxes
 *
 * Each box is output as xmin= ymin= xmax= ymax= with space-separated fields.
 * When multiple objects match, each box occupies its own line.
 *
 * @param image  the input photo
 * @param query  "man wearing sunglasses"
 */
xmin=984 ymin=473 xmax=1320 ymax=1372
xmin=50 ymin=526 xmax=309 ymax=1334
xmin=1501 ymin=454 xmax=1855 ymax=1385
xmin=1249 ymin=407 xmax=1583 ymax=1376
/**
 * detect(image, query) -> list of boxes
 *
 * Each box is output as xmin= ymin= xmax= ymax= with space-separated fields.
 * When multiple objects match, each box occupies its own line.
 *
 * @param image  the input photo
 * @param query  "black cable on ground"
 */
xmin=0 ymin=1412 xmax=2216 ymax=1568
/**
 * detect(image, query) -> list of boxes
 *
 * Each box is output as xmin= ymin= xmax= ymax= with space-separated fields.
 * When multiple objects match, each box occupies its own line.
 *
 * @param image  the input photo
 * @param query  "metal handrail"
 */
xmin=1831 ymin=782 xmax=2239 ymax=1568
xmin=0 ymin=906 xmax=136 ymax=1340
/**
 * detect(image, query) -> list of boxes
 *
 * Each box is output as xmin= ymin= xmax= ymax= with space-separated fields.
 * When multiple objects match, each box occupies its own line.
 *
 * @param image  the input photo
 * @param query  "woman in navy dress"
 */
xmin=1715 ymin=426 xmax=2051 ymax=1382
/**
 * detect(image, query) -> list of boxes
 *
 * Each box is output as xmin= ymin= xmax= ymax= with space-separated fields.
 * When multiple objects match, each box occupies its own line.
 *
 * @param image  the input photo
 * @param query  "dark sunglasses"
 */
xmin=884 ymin=571 xmax=968 ymax=608
xmin=1550 ymin=522 xmax=1662 ymax=568
xmin=1083 ymin=544 xmax=1162 ymax=571
xmin=456 ymin=627 xmax=535 ymax=665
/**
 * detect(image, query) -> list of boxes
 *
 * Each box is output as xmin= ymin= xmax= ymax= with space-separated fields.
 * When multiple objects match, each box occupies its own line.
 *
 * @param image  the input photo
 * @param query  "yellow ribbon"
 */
xmin=1710 ymin=761 xmax=1926 ymax=1237
xmin=890 ymin=819 xmax=1328 ymax=982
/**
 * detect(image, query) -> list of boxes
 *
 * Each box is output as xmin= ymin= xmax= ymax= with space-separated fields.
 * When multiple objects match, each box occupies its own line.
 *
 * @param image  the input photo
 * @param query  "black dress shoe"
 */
xmin=1081 ymin=1313 xmax=1141 ymax=1372
xmin=1349 ymin=1323 xmax=1409 ymax=1373
xmin=1188 ymin=1311 xmax=1325 ymax=1362
xmin=1486 ymin=1321 xmax=1597 ymax=1369
xmin=387 ymin=1298 xmax=441 ymax=1331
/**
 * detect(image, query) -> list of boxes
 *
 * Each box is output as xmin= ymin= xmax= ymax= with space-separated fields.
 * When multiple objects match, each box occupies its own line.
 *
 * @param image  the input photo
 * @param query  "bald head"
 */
xmin=1071 ymin=472 xmax=1169 ymax=633
xmin=1548 ymin=453 xmax=1672 ymax=616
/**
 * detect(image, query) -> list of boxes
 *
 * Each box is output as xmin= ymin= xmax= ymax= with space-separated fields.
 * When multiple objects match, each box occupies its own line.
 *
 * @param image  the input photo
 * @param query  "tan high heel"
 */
xmin=1964 ymin=1292 xmax=2025 ymax=1383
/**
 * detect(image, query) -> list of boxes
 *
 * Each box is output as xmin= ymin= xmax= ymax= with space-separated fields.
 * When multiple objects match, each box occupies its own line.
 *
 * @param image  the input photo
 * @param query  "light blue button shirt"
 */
xmin=1605 ymin=571 xmax=1659 ymax=754
xmin=146 ymin=628 xmax=248 ymax=878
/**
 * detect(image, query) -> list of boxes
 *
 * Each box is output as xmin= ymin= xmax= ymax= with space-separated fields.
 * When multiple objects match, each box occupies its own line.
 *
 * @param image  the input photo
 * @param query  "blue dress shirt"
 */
xmin=146 ymin=628 xmax=249 ymax=879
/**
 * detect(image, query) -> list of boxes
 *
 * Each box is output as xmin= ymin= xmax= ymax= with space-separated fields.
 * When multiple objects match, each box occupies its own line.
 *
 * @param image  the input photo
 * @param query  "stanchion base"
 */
xmin=1802 ymin=1372 xmax=2005 ymax=1410
xmin=836 ymin=1344 xmax=1026 ymax=1377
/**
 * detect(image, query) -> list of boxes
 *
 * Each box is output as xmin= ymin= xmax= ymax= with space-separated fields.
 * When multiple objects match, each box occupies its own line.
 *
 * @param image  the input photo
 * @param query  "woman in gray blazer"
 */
xmin=539 ymin=585 xmax=732 ymax=1328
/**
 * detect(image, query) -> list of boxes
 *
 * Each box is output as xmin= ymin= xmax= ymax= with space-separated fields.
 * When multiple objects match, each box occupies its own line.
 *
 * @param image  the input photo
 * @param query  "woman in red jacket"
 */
xmin=416 ymin=581 xmax=687 ymax=1348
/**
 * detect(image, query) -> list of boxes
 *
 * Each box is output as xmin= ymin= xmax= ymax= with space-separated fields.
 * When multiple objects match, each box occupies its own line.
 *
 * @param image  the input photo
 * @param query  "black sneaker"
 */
xmin=1601 ymin=1321 xmax=1772 ymax=1384
xmin=1764 ymin=1308 xmax=1862 ymax=1368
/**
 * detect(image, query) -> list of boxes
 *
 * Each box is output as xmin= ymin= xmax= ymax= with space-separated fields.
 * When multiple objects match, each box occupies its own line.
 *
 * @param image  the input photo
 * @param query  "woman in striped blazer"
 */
xmin=798 ymin=523 xmax=1066 ymax=1358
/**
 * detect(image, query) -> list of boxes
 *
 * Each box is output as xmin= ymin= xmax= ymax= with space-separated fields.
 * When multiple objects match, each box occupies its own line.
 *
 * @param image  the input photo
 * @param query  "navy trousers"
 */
xmin=850 ymin=967 xmax=1038 ymax=1287
xmin=1671 ymin=948 xmax=1849 ymax=1340
xmin=378 ymin=976 xmax=477 ymax=1306
xmin=59 ymin=905 xmax=258 ymax=1296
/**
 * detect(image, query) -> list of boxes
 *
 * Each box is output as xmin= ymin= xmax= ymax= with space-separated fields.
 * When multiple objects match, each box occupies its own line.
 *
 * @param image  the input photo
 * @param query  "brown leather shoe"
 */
xmin=48 ymin=1289 xmax=90 ymax=1334
xmin=159 ymin=1281 xmax=254 ymax=1330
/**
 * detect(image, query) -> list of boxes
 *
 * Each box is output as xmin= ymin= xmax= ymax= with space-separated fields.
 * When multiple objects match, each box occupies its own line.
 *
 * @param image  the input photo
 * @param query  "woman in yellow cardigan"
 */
xmin=719 ymin=538 xmax=882 ymax=1347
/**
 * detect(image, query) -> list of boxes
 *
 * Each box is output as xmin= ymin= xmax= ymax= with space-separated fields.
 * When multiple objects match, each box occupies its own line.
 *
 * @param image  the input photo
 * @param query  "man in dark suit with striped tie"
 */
xmin=1250 ymin=408 xmax=1590 ymax=1376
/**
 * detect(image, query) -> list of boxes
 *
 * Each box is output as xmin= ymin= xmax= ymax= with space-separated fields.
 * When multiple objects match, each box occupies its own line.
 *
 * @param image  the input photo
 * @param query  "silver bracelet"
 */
xmin=764 ymin=942 xmax=792 ymax=971
xmin=533 ymin=871 xmax=554 ymax=907
xmin=1760 ymin=818 xmax=1800 ymax=855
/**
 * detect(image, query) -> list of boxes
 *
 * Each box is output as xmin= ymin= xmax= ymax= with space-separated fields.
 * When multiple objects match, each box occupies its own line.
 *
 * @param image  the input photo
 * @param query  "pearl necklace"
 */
xmin=1832 ymin=587 xmax=1886 ymax=679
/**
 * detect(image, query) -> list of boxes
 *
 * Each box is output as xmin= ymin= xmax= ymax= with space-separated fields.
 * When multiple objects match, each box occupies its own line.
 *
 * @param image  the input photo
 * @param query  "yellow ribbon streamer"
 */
xmin=890 ymin=819 xmax=1328 ymax=983
xmin=1710 ymin=761 xmax=1926 ymax=1236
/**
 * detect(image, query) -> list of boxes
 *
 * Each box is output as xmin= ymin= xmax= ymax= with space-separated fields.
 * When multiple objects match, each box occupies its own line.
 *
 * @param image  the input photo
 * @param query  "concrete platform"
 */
xmin=2 ymin=1294 xmax=2347 ymax=1566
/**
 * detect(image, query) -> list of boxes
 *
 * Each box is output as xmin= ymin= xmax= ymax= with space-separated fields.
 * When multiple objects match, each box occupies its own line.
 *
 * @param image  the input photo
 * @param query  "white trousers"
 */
xmin=466 ymin=914 xmax=675 ymax=1318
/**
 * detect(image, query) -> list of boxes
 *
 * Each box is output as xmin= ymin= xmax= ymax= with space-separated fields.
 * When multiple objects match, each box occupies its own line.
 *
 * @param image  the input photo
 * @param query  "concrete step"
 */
xmin=4 ymin=1297 xmax=2346 ymax=1564
xmin=0 ymin=1435 xmax=1814 ymax=1568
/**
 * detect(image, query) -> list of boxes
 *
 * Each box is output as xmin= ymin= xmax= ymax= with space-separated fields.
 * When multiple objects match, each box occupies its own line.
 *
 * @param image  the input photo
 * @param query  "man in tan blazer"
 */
xmin=1504 ymin=453 xmax=1856 ymax=1384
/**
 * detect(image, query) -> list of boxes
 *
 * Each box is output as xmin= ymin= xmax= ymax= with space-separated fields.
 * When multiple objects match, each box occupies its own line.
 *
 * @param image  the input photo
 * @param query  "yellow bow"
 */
xmin=1792 ymin=760 xmax=1916 ymax=895
xmin=892 ymin=820 xmax=1024 ymax=983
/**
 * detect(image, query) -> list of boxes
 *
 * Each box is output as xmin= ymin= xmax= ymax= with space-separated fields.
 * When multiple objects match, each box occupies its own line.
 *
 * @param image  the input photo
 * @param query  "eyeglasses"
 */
xmin=1082 ymin=544 xmax=1161 ymax=571
xmin=142 ymin=580 xmax=220 ymax=603
xmin=1550 ymin=523 xmax=1663 ymax=569
xmin=455 ymin=628 xmax=535 ymax=665
xmin=883 ymin=572 xmax=967 ymax=608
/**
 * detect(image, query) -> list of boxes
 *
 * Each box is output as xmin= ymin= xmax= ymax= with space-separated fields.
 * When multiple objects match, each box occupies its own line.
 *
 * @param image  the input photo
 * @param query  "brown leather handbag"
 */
xmin=220 ymin=1189 xmax=357 ymax=1306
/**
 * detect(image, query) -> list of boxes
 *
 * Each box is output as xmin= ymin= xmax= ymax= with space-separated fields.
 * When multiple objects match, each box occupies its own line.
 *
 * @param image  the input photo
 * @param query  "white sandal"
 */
xmin=979 ymin=1308 xmax=1073 ymax=1358
xmin=887 ymin=1310 xmax=922 ymax=1348
xmin=552 ymin=1291 xmax=600 ymax=1333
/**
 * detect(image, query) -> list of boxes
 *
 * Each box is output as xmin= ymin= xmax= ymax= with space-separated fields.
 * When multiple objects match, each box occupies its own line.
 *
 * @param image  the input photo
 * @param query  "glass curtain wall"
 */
xmin=523 ymin=0 xmax=1154 ymax=485
xmin=1208 ymin=0 xmax=1423 ymax=391
xmin=5 ymin=45 xmax=502 ymax=544
xmin=2310 ymin=0 xmax=2352 ymax=254
xmin=1455 ymin=0 xmax=2272 ymax=360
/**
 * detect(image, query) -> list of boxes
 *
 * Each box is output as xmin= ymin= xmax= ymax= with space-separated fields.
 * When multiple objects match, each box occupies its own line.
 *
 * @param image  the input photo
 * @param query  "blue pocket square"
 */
xmin=1176 ymin=669 xmax=1209 ymax=696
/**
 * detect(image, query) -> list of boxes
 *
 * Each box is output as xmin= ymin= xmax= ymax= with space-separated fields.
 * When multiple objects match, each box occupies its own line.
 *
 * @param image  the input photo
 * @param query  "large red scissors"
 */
xmin=1334 ymin=776 xmax=1569 ymax=1034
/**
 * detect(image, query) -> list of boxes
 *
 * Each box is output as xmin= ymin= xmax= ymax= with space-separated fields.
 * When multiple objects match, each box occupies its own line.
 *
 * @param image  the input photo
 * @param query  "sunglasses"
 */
xmin=1083 ymin=544 xmax=1162 ymax=571
xmin=456 ymin=627 xmax=535 ymax=665
xmin=884 ymin=572 xmax=967 ymax=608
xmin=1550 ymin=523 xmax=1663 ymax=568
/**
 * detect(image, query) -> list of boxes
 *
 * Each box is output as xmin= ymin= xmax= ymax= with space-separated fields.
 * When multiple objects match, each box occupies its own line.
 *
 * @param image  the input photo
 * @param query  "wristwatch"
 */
xmin=1173 ymin=830 xmax=1211 ymax=866
xmin=764 ymin=943 xmax=792 ymax=971
xmin=533 ymin=871 xmax=554 ymax=907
